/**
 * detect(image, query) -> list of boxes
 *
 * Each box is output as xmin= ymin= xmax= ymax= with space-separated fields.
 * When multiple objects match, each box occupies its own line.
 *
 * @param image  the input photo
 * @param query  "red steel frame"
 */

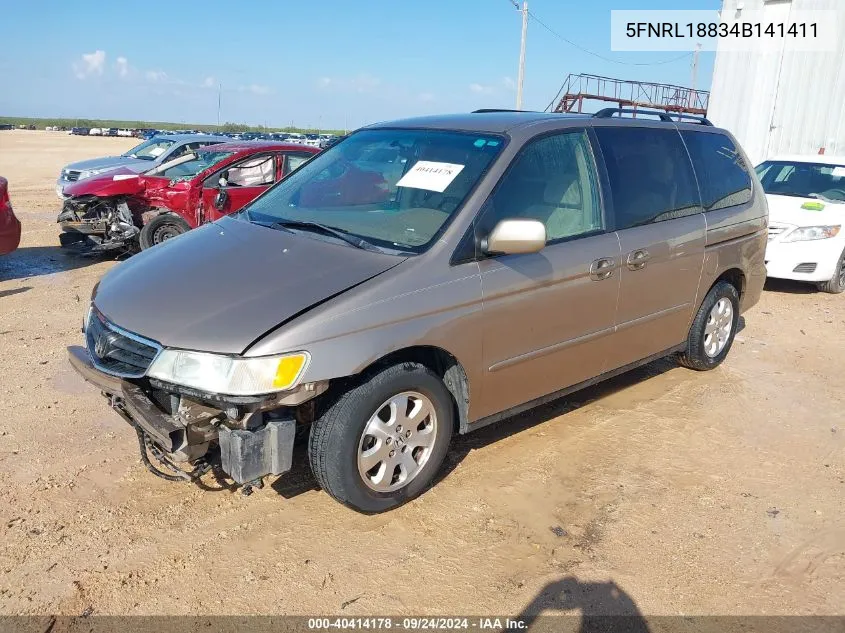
xmin=553 ymin=74 xmax=709 ymax=116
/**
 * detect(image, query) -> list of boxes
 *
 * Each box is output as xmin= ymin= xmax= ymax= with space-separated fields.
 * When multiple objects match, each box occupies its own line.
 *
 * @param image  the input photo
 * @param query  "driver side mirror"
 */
xmin=482 ymin=219 xmax=546 ymax=256
xmin=213 ymin=171 xmax=229 ymax=210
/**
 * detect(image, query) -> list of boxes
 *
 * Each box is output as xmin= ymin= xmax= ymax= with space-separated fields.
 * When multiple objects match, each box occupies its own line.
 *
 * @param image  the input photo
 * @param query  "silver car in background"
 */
xmin=55 ymin=133 xmax=229 ymax=198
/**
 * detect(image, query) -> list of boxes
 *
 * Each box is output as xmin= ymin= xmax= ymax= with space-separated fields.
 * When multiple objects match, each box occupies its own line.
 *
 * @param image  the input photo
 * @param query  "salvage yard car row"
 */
xmin=3 ymin=108 xmax=845 ymax=514
xmin=57 ymin=140 xmax=319 ymax=252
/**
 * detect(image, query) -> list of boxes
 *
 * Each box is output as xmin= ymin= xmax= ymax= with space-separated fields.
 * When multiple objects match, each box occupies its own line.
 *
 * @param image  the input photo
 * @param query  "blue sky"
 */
xmin=0 ymin=0 xmax=719 ymax=130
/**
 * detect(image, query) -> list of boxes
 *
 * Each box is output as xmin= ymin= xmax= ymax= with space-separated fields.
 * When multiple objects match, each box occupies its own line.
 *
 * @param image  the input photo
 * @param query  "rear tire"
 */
xmin=678 ymin=281 xmax=740 ymax=371
xmin=308 ymin=362 xmax=453 ymax=513
xmin=139 ymin=214 xmax=190 ymax=250
xmin=818 ymin=248 xmax=845 ymax=294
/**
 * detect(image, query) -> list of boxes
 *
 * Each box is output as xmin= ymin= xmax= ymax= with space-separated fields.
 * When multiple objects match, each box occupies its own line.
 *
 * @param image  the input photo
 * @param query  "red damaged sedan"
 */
xmin=0 ymin=177 xmax=22 ymax=255
xmin=57 ymin=142 xmax=319 ymax=252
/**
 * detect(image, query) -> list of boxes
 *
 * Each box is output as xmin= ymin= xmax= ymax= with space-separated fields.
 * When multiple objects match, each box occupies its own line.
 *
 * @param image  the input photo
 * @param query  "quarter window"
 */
xmin=681 ymin=131 xmax=752 ymax=211
xmin=483 ymin=130 xmax=602 ymax=242
xmin=595 ymin=127 xmax=701 ymax=229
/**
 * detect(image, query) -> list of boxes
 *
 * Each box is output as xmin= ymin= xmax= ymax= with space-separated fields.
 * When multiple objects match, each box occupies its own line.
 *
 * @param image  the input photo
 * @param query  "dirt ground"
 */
xmin=0 ymin=130 xmax=842 ymax=617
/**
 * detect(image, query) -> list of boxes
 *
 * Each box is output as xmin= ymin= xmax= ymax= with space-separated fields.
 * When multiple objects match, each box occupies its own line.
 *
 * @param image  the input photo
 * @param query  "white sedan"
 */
xmin=756 ymin=155 xmax=845 ymax=293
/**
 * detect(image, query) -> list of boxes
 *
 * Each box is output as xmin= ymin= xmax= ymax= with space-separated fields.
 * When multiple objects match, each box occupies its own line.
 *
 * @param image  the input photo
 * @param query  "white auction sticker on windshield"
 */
xmin=396 ymin=161 xmax=465 ymax=193
xmin=832 ymin=166 xmax=845 ymax=178
xmin=149 ymin=147 xmax=165 ymax=157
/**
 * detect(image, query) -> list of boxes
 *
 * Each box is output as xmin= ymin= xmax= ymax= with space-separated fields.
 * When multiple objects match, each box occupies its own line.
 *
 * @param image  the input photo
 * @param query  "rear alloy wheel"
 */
xmin=678 ymin=281 xmax=740 ymax=371
xmin=308 ymin=362 xmax=453 ymax=513
xmin=818 ymin=248 xmax=845 ymax=294
xmin=139 ymin=214 xmax=191 ymax=250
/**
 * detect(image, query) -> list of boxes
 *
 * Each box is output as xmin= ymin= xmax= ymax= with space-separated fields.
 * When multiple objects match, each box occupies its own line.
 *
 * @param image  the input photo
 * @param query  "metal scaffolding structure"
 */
xmin=552 ymin=74 xmax=710 ymax=116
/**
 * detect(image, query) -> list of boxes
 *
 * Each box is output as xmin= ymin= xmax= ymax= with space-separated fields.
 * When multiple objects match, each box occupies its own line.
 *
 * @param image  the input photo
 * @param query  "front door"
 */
xmin=200 ymin=153 xmax=280 ymax=223
xmin=593 ymin=125 xmax=706 ymax=370
xmin=476 ymin=129 xmax=621 ymax=420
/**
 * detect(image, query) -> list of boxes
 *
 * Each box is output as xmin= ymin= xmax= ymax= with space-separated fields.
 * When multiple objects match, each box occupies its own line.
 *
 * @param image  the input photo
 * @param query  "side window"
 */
xmin=595 ymin=127 xmax=701 ymax=229
xmin=224 ymin=155 xmax=275 ymax=187
xmin=484 ymin=130 xmax=602 ymax=242
xmin=681 ymin=131 xmax=752 ymax=212
xmin=284 ymin=152 xmax=314 ymax=174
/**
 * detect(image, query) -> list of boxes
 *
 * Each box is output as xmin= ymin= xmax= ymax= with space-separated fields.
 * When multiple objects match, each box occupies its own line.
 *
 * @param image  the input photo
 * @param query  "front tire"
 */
xmin=678 ymin=281 xmax=740 ymax=371
xmin=308 ymin=363 xmax=454 ymax=513
xmin=139 ymin=214 xmax=191 ymax=250
xmin=818 ymin=248 xmax=845 ymax=294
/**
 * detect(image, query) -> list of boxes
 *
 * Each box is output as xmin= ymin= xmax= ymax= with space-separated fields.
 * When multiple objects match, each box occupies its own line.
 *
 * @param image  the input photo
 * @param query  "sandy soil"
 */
xmin=0 ymin=130 xmax=842 ymax=617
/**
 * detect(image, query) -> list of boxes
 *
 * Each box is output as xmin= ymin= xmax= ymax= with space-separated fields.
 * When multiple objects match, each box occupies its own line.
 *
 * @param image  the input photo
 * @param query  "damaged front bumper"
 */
xmin=68 ymin=346 xmax=315 ymax=485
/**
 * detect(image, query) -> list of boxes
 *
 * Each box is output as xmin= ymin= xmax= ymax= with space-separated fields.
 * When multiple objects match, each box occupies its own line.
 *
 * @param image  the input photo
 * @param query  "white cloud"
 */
xmin=145 ymin=70 xmax=168 ymax=82
xmin=238 ymin=83 xmax=271 ymax=95
xmin=317 ymin=73 xmax=381 ymax=94
xmin=502 ymin=76 xmax=516 ymax=91
xmin=418 ymin=92 xmax=436 ymax=103
xmin=202 ymin=76 xmax=216 ymax=88
xmin=115 ymin=56 xmax=129 ymax=78
xmin=73 ymin=50 xmax=106 ymax=79
xmin=469 ymin=83 xmax=493 ymax=94
xmin=350 ymin=74 xmax=380 ymax=93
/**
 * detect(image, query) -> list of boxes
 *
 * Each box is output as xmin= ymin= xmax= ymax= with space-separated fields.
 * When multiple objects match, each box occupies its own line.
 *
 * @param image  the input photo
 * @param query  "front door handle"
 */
xmin=626 ymin=249 xmax=650 ymax=271
xmin=589 ymin=257 xmax=616 ymax=281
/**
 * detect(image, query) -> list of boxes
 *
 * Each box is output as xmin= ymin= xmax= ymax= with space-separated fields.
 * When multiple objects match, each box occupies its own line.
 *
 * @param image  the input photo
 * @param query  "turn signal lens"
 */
xmin=272 ymin=353 xmax=309 ymax=390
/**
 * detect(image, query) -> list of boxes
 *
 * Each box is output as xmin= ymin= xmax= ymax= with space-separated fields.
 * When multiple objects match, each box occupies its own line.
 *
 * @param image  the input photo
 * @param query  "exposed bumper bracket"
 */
xmin=218 ymin=419 xmax=296 ymax=485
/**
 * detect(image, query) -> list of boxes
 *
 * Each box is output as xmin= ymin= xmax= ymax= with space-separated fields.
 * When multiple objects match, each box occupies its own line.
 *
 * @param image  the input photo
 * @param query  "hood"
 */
xmin=63 ymin=168 xmax=145 ymax=197
xmin=766 ymin=193 xmax=845 ymax=227
xmin=65 ymin=156 xmax=152 ymax=173
xmin=64 ymin=172 xmax=175 ymax=199
xmin=93 ymin=216 xmax=406 ymax=355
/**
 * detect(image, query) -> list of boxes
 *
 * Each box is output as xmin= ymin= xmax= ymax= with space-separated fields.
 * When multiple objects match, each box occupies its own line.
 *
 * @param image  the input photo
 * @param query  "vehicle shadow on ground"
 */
xmin=0 ymin=246 xmax=118 ymax=282
xmin=764 ymin=278 xmax=818 ymax=294
xmin=0 ymin=286 xmax=31 ymax=298
xmin=263 ymin=353 xmax=688 ymax=502
xmin=516 ymin=576 xmax=650 ymax=632
xmin=439 ymin=355 xmax=681 ymax=482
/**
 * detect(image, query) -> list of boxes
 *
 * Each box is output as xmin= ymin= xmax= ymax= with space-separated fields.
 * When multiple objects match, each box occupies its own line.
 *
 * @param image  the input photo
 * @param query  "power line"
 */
xmin=527 ymin=9 xmax=693 ymax=67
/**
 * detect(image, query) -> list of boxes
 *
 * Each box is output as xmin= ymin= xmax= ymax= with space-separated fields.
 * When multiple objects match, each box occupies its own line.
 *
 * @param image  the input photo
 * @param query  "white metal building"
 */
xmin=708 ymin=0 xmax=845 ymax=166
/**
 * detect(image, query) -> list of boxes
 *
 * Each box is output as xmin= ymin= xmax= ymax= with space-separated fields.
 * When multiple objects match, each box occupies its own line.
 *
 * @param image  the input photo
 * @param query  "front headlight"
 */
xmin=78 ymin=167 xmax=109 ymax=180
xmin=147 ymin=350 xmax=309 ymax=396
xmin=782 ymin=225 xmax=841 ymax=242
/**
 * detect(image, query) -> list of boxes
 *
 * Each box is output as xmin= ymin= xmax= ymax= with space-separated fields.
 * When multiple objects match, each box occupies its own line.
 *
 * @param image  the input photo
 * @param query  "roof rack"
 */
xmin=471 ymin=108 xmax=533 ymax=114
xmin=593 ymin=107 xmax=713 ymax=126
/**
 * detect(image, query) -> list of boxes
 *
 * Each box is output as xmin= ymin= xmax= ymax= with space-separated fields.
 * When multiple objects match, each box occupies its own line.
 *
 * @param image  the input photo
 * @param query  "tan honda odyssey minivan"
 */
xmin=69 ymin=109 xmax=768 ymax=512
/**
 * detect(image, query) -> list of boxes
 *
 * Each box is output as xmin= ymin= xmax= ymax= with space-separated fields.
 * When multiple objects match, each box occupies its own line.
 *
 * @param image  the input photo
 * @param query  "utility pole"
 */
xmin=690 ymin=43 xmax=701 ymax=99
xmin=516 ymin=1 xmax=528 ymax=109
xmin=217 ymin=83 xmax=222 ymax=131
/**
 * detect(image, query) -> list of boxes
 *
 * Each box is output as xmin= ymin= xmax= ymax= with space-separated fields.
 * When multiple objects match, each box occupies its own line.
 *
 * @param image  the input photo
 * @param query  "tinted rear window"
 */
xmin=681 ymin=131 xmax=752 ymax=211
xmin=595 ymin=127 xmax=701 ymax=230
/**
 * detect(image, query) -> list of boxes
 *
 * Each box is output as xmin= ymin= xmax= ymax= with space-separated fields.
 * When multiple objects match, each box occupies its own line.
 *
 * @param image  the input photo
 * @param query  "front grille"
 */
xmin=768 ymin=223 xmax=789 ymax=239
xmin=793 ymin=263 xmax=817 ymax=273
xmin=64 ymin=170 xmax=81 ymax=182
xmin=85 ymin=308 xmax=161 ymax=378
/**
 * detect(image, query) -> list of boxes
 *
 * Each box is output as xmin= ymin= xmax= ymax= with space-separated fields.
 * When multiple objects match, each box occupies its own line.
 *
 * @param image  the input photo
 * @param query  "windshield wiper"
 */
xmin=809 ymin=193 xmax=844 ymax=204
xmin=269 ymin=220 xmax=378 ymax=251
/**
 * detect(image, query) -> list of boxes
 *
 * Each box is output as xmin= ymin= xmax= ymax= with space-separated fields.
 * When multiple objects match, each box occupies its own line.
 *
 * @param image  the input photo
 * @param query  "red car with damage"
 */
xmin=0 ymin=177 xmax=22 ymax=255
xmin=57 ymin=142 xmax=320 ymax=252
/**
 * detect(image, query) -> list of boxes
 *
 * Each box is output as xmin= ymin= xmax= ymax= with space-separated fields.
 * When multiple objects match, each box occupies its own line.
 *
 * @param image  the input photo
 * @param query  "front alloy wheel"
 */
xmin=357 ymin=391 xmax=438 ymax=492
xmin=308 ymin=362 xmax=453 ymax=513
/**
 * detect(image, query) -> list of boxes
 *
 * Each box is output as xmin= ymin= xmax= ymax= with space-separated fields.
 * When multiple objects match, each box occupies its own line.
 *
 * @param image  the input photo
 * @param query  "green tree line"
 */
xmin=0 ymin=116 xmax=344 ymax=136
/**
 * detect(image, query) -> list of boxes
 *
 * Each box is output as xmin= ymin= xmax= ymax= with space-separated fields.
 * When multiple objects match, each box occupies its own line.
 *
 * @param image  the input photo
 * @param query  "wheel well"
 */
xmin=363 ymin=346 xmax=470 ymax=433
xmin=714 ymin=268 xmax=746 ymax=299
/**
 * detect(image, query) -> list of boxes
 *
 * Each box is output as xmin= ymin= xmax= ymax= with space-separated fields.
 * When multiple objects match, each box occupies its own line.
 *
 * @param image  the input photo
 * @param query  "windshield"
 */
xmin=123 ymin=137 xmax=176 ymax=160
xmin=755 ymin=160 xmax=845 ymax=201
xmin=157 ymin=151 xmax=234 ymax=180
xmin=239 ymin=128 xmax=504 ymax=253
